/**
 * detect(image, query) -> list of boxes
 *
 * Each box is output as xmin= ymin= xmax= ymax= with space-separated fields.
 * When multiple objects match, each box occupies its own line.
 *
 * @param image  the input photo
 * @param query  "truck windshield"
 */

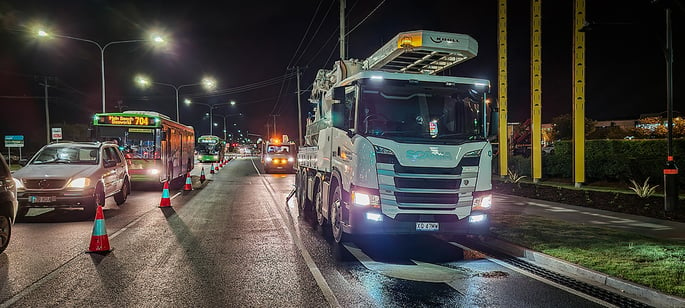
xmin=359 ymin=81 xmax=485 ymax=143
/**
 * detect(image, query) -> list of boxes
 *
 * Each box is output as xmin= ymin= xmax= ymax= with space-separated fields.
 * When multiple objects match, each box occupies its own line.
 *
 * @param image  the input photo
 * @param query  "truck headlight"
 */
xmin=472 ymin=194 xmax=492 ymax=210
xmin=288 ymin=157 xmax=294 ymax=162
xmin=352 ymin=191 xmax=380 ymax=207
xmin=265 ymin=157 xmax=272 ymax=162
xmin=67 ymin=178 xmax=91 ymax=188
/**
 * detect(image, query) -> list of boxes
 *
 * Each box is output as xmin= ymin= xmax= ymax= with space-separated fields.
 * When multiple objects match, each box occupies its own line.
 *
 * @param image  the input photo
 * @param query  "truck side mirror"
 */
xmin=332 ymin=86 xmax=345 ymax=101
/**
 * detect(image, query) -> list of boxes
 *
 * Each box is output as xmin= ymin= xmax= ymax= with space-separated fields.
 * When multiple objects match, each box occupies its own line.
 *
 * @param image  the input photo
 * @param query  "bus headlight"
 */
xmin=67 ymin=178 xmax=91 ymax=189
xmin=148 ymin=168 xmax=160 ymax=175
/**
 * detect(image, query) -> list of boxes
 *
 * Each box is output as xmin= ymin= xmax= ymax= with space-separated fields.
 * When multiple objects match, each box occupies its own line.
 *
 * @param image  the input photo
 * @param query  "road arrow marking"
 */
xmin=342 ymin=243 xmax=469 ymax=283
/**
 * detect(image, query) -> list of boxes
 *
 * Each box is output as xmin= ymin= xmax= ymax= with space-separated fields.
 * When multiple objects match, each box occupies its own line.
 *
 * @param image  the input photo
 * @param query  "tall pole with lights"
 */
xmin=135 ymin=76 xmax=217 ymax=122
xmin=37 ymin=30 xmax=165 ymax=113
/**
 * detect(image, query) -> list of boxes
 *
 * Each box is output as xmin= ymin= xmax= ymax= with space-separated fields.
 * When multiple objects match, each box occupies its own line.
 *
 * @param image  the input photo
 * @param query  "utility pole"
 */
xmin=38 ymin=76 xmax=51 ymax=144
xmin=340 ymin=0 xmax=346 ymax=60
xmin=296 ymin=66 xmax=303 ymax=146
xmin=271 ymin=114 xmax=280 ymax=137
xmin=663 ymin=5 xmax=678 ymax=213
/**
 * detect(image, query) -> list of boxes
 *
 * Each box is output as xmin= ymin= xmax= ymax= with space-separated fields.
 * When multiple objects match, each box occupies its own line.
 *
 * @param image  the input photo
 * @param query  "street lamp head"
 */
xmin=184 ymin=98 xmax=192 ymax=105
xmin=202 ymin=77 xmax=217 ymax=91
xmin=230 ymin=100 xmax=236 ymax=106
xmin=37 ymin=29 xmax=49 ymax=37
xmin=134 ymin=75 xmax=151 ymax=88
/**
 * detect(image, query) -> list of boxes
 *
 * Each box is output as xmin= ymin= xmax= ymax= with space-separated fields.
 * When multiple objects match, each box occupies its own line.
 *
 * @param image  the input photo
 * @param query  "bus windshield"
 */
xmin=97 ymin=126 xmax=159 ymax=159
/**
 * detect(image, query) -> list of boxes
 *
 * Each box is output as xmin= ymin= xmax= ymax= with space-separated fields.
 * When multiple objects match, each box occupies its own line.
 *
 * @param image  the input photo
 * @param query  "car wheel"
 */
xmin=0 ymin=215 xmax=11 ymax=254
xmin=85 ymin=185 xmax=105 ymax=218
xmin=16 ymin=207 xmax=28 ymax=220
xmin=330 ymin=179 xmax=345 ymax=243
xmin=114 ymin=177 xmax=129 ymax=205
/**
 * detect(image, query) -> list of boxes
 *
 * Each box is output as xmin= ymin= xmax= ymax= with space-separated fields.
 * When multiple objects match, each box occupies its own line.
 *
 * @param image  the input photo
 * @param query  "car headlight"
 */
xmin=67 ymin=178 xmax=91 ymax=188
xmin=13 ymin=178 xmax=24 ymax=190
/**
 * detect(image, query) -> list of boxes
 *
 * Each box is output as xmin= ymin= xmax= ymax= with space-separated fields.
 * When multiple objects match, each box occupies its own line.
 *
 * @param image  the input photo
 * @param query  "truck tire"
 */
xmin=329 ymin=177 xmax=345 ymax=243
xmin=314 ymin=181 xmax=326 ymax=227
xmin=297 ymin=171 xmax=312 ymax=213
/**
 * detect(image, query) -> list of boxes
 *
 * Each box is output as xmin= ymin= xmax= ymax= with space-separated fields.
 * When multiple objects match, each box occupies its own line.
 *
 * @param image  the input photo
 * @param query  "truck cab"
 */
xmin=261 ymin=139 xmax=296 ymax=173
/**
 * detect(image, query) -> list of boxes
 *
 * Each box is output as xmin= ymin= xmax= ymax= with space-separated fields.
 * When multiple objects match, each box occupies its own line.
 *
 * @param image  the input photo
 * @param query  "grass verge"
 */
xmin=490 ymin=208 xmax=685 ymax=298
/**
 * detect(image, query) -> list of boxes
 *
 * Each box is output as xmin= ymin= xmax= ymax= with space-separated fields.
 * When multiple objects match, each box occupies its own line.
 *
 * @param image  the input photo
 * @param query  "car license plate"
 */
xmin=29 ymin=196 xmax=56 ymax=203
xmin=416 ymin=222 xmax=439 ymax=231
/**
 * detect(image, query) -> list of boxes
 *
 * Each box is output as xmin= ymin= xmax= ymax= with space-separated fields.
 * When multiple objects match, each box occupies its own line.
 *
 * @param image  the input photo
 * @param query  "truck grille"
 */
xmin=23 ymin=179 xmax=67 ymax=189
xmin=377 ymin=152 xmax=479 ymax=214
xmin=395 ymin=192 xmax=458 ymax=205
xmin=395 ymin=178 xmax=460 ymax=189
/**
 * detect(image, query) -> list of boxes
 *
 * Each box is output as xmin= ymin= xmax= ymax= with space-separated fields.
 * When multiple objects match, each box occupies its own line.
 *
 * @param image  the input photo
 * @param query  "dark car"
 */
xmin=0 ymin=153 xmax=18 ymax=254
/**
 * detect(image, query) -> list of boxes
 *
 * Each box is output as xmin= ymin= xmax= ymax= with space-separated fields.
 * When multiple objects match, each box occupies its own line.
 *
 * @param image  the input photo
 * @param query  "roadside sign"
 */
xmin=51 ymin=128 xmax=62 ymax=140
xmin=4 ymin=135 xmax=24 ymax=148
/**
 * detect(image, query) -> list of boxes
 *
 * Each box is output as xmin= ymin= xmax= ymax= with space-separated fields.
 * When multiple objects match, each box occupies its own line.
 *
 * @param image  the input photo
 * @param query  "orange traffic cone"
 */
xmin=210 ymin=163 xmax=215 ymax=174
xmin=214 ymin=163 xmax=219 ymax=172
xmin=159 ymin=181 xmax=171 ymax=207
xmin=88 ymin=205 xmax=111 ymax=253
xmin=200 ymin=167 xmax=206 ymax=183
xmin=183 ymin=172 xmax=193 ymax=191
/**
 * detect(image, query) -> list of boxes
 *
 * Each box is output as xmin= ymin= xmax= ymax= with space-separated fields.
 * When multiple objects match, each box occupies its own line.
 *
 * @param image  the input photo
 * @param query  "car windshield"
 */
xmin=358 ymin=81 xmax=486 ymax=143
xmin=30 ymin=146 xmax=99 ymax=165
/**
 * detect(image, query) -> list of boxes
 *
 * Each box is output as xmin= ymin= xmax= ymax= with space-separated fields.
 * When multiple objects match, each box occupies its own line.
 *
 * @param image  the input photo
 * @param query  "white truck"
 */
xmin=296 ymin=30 xmax=494 ymax=243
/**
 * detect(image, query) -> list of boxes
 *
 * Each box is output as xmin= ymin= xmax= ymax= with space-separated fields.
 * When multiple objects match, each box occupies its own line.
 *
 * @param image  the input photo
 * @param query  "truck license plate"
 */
xmin=416 ymin=222 xmax=439 ymax=231
xmin=29 ymin=196 xmax=56 ymax=203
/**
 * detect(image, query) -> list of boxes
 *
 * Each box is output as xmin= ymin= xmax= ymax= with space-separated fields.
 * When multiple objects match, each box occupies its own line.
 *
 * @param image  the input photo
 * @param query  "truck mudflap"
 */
xmin=344 ymin=207 xmax=490 ymax=236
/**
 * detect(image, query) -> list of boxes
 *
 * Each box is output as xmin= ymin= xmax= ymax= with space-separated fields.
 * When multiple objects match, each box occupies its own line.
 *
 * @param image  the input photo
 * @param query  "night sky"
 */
xmin=1 ymin=0 xmax=683 ymax=151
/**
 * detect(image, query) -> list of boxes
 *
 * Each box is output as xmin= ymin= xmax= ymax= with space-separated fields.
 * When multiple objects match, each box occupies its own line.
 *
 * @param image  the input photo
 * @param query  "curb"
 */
xmin=477 ymin=236 xmax=685 ymax=308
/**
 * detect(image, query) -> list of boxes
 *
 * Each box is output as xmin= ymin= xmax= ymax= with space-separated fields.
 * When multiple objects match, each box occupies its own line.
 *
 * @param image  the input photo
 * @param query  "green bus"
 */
xmin=92 ymin=111 xmax=195 ymax=184
xmin=196 ymin=135 xmax=225 ymax=163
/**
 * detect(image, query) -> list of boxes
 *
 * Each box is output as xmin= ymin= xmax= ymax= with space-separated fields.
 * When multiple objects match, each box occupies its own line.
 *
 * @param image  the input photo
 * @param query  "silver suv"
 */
xmin=13 ymin=142 xmax=130 ymax=218
xmin=0 ymin=153 xmax=18 ymax=254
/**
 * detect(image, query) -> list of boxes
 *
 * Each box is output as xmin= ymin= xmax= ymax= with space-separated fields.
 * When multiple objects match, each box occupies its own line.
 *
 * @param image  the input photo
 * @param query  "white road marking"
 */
xmin=253 ymin=159 xmax=341 ymax=308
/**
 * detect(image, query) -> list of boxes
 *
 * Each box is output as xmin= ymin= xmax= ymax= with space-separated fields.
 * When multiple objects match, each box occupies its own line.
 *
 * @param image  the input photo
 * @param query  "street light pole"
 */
xmin=37 ymin=30 xmax=163 ymax=112
xmin=663 ymin=6 xmax=678 ymax=213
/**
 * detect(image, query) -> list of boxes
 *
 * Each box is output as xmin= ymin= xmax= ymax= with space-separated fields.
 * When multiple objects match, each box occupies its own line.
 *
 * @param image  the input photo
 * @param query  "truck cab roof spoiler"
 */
xmin=363 ymin=30 xmax=478 ymax=75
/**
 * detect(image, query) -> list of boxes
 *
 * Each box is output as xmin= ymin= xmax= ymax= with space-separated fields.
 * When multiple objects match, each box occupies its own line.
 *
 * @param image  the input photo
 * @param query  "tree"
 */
xmin=550 ymin=114 xmax=596 ymax=141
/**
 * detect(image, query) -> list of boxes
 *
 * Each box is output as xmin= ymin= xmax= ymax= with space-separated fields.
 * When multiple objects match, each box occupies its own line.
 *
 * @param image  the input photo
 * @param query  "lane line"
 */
xmin=252 ymin=159 xmax=341 ymax=308
xmin=1 ymin=190 xmax=184 ymax=307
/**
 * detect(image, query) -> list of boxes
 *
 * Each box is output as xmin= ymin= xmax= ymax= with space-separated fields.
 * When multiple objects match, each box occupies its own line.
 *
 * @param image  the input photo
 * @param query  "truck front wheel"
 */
xmin=330 ymin=180 xmax=344 ymax=243
xmin=314 ymin=182 xmax=326 ymax=227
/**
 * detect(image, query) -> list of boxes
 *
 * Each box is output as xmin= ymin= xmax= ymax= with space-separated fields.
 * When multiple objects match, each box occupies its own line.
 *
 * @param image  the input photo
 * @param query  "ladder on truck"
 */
xmin=363 ymin=30 xmax=479 ymax=75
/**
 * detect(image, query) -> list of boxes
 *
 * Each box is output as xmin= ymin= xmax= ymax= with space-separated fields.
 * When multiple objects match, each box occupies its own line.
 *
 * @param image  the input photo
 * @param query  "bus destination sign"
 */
xmin=98 ymin=115 xmax=157 ymax=127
